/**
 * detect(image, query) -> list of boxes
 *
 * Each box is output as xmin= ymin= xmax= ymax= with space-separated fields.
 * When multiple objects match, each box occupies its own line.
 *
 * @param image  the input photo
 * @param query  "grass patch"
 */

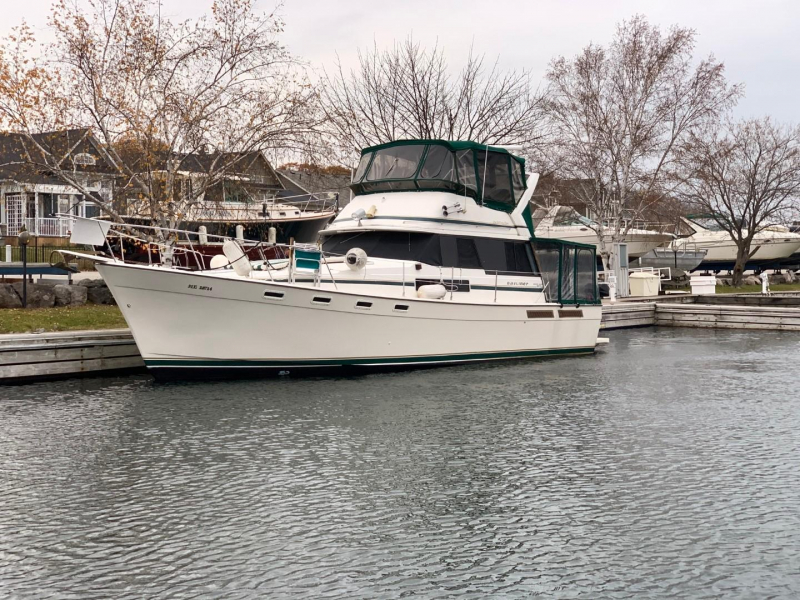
xmin=0 ymin=305 xmax=127 ymax=334
xmin=715 ymin=283 xmax=800 ymax=294
xmin=667 ymin=283 xmax=800 ymax=294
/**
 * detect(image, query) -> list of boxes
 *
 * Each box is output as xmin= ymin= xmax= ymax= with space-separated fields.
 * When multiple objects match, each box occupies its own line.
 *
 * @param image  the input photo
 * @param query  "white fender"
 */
xmin=222 ymin=240 xmax=252 ymax=277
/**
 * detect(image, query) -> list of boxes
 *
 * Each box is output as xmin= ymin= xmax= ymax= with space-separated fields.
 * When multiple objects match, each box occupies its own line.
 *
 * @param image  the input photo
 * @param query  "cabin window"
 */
xmin=511 ymin=161 xmax=526 ymax=201
xmin=321 ymin=231 xmax=443 ymax=266
xmin=531 ymin=239 xmax=599 ymax=305
xmin=321 ymin=231 xmax=536 ymax=274
xmin=366 ymin=145 xmax=424 ymax=181
xmin=419 ymin=145 xmax=456 ymax=180
xmin=503 ymin=242 xmax=533 ymax=273
xmin=456 ymin=237 xmax=481 ymax=269
xmin=474 ymin=238 xmax=507 ymax=271
xmin=476 ymin=150 xmax=514 ymax=208
xmin=455 ymin=150 xmax=478 ymax=196
xmin=576 ymin=249 xmax=597 ymax=303
xmin=354 ymin=153 xmax=372 ymax=182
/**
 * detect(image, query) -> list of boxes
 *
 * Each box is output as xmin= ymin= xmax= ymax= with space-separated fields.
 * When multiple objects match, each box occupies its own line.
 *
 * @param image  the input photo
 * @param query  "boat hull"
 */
xmin=97 ymin=263 xmax=602 ymax=379
xmin=534 ymin=229 xmax=671 ymax=259
xmin=636 ymin=248 xmax=707 ymax=276
xmin=692 ymin=239 xmax=800 ymax=272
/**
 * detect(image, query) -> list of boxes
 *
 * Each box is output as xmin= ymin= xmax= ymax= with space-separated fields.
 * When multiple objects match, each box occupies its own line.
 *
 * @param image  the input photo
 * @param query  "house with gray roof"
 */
xmin=0 ymin=129 xmax=117 ymax=239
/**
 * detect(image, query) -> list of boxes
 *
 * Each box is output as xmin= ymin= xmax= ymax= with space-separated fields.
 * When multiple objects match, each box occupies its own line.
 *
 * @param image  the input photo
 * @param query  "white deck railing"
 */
xmin=20 ymin=217 xmax=75 ymax=237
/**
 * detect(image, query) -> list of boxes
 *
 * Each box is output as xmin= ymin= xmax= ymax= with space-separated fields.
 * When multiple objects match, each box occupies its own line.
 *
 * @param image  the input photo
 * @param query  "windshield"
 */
xmin=553 ymin=207 xmax=597 ymax=228
xmin=688 ymin=217 xmax=725 ymax=231
xmin=366 ymin=145 xmax=424 ymax=180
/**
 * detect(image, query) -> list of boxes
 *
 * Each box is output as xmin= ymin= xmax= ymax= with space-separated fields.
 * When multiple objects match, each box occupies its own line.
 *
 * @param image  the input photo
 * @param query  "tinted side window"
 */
xmin=504 ymin=242 xmax=534 ymax=273
xmin=456 ymin=237 xmax=481 ymax=269
xmin=474 ymin=238 xmax=507 ymax=271
xmin=321 ymin=232 xmax=442 ymax=265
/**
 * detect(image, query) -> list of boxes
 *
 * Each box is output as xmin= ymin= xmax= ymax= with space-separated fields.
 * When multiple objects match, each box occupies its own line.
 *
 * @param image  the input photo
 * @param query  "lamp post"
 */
xmin=18 ymin=229 xmax=31 ymax=308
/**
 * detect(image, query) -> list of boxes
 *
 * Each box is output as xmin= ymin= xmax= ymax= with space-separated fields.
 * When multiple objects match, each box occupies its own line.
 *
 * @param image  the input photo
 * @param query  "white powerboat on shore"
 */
xmin=532 ymin=205 xmax=673 ymax=259
xmin=69 ymin=140 xmax=602 ymax=380
xmin=680 ymin=217 xmax=800 ymax=272
xmin=636 ymin=247 xmax=707 ymax=276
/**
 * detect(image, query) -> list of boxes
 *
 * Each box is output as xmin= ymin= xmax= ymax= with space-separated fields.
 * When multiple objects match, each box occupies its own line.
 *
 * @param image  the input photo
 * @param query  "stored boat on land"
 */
xmin=680 ymin=217 xmax=800 ymax=272
xmin=532 ymin=205 xmax=673 ymax=259
xmin=636 ymin=246 xmax=707 ymax=276
xmin=71 ymin=140 xmax=602 ymax=379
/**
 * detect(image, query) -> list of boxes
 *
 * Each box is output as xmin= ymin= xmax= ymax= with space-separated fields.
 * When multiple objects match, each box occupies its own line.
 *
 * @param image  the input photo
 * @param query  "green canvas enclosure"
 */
xmin=531 ymin=239 xmax=600 ymax=305
xmin=350 ymin=139 xmax=527 ymax=212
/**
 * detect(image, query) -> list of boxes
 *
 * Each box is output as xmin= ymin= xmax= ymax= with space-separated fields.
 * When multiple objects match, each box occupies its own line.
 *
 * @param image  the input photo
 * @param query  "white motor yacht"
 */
xmin=70 ymin=140 xmax=603 ymax=379
xmin=532 ymin=205 xmax=673 ymax=259
xmin=680 ymin=216 xmax=800 ymax=272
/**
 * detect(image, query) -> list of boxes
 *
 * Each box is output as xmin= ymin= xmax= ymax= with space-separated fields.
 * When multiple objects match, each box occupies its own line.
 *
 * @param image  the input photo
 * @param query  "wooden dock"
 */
xmin=0 ymin=329 xmax=144 ymax=383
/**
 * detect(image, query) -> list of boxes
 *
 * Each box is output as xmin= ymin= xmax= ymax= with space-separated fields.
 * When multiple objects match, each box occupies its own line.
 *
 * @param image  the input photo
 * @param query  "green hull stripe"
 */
xmin=291 ymin=278 xmax=543 ymax=292
xmin=146 ymin=347 xmax=595 ymax=368
xmin=337 ymin=215 xmax=524 ymax=230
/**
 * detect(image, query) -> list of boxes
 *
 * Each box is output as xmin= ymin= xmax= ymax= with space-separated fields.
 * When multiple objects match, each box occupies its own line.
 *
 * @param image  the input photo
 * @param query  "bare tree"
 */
xmin=544 ymin=16 xmax=741 ymax=271
xmin=0 ymin=0 xmax=318 ymax=234
xmin=677 ymin=117 xmax=800 ymax=286
xmin=320 ymin=37 xmax=547 ymax=161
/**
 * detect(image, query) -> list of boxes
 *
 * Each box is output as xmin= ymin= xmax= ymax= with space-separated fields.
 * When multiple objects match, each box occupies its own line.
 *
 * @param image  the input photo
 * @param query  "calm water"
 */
xmin=2 ymin=328 xmax=800 ymax=599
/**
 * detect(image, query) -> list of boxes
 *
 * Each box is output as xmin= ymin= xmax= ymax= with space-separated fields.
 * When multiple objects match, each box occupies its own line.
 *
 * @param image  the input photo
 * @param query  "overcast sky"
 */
xmin=3 ymin=0 xmax=799 ymax=121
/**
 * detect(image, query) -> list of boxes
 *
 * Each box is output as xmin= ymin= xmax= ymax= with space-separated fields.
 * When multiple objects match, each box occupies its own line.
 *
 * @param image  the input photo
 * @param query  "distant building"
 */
xmin=123 ymin=150 xmax=322 ymax=226
xmin=277 ymin=167 xmax=352 ymax=210
xmin=0 ymin=129 xmax=117 ymax=239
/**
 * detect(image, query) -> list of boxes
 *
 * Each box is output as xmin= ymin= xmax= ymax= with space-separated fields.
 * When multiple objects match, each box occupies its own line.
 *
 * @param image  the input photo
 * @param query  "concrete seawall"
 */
xmin=0 ymin=329 xmax=144 ymax=383
xmin=601 ymin=300 xmax=800 ymax=331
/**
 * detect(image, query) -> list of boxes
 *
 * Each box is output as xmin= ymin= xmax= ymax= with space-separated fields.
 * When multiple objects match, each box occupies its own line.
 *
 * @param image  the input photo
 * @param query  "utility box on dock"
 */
xmin=690 ymin=275 xmax=717 ymax=295
xmin=629 ymin=271 xmax=660 ymax=297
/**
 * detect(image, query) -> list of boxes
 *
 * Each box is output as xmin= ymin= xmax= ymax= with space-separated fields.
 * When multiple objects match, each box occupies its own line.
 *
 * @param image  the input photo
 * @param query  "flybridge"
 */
xmin=350 ymin=140 xmax=527 ymax=213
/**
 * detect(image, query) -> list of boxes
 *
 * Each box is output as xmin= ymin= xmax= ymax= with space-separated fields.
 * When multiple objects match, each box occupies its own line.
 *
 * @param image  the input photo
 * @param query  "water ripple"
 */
xmin=1 ymin=328 xmax=800 ymax=598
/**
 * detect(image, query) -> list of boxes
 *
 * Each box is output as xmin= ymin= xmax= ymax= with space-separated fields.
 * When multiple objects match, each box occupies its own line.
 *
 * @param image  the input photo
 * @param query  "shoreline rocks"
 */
xmin=78 ymin=279 xmax=116 ymax=305
xmin=11 ymin=282 xmax=56 ymax=308
xmin=0 ymin=278 xmax=113 ymax=308
xmin=54 ymin=284 xmax=88 ymax=307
